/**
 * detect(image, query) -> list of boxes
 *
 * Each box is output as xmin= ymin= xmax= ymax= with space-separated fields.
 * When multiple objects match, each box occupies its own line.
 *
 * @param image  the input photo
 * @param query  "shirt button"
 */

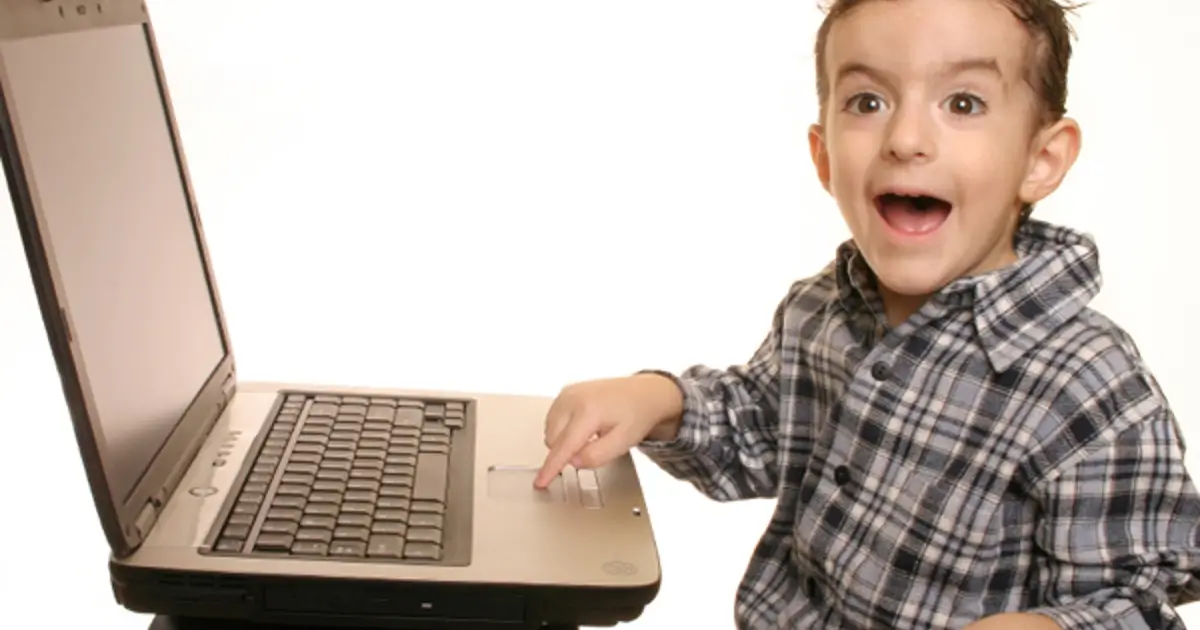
xmin=834 ymin=465 xmax=851 ymax=486
xmin=871 ymin=361 xmax=890 ymax=381
xmin=804 ymin=575 xmax=820 ymax=600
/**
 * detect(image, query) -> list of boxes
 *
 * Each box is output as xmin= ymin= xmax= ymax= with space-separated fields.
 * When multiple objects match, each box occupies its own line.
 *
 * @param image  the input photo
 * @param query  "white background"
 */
xmin=0 ymin=0 xmax=1196 ymax=628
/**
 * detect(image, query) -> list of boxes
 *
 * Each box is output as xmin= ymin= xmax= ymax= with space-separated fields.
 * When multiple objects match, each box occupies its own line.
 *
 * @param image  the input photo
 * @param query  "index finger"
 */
xmin=534 ymin=412 xmax=595 ymax=488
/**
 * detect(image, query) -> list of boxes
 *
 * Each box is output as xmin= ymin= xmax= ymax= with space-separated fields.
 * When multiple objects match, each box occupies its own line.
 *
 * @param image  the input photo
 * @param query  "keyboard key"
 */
xmin=308 ymin=492 xmax=341 ymax=504
xmin=409 ymin=513 xmax=443 ymax=529
xmin=390 ymin=437 xmax=419 ymax=450
xmin=304 ymin=503 xmax=338 ymax=517
xmin=316 ymin=469 xmax=349 ymax=483
xmin=372 ymin=521 xmax=407 ymax=536
xmin=341 ymin=502 xmax=374 ymax=516
xmin=228 ymin=513 xmax=254 ymax=526
xmin=367 ymin=406 xmax=394 ymax=422
xmin=330 ymin=541 xmax=366 ymax=557
xmin=320 ymin=460 xmax=352 ymax=473
xmin=345 ymin=490 xmax=378 ymax=504
xmin=296 ymin=528 xmax=333 ymax=543
xmin=378 ymin=497 xmax=411 ymax=510
xmin=413 ymin=453 xmax=449 ymax=502
xmin=223 ymin=524 xmax=250 ymax=539
xmin=285 ymin=463 xmax=319 ymax=476
xmin=347 ymin=479 xmax=381 ymax=492
xmin=261 ymin=520 xmax=299 ymax=536
xmin=291 ymin=541 xmax=328 ymax=556
xmin=367 ymin=535 xmax=405 ymax=558
xmin=272 ymin=496 xmax=306 ymax=510
xmin=337 ymin=513 xmax=371 ymax=528
xmin=420 ymin=443 xmax=450 ymax=455
xmin=375 ymin=509 xmax=408 ymax=522
xmin=310 ymin=403 xmax=339 ymax=417
xmin=334 ymin=526 xmax=370 ymax=542
xmin=255 ymin=533 xmax=294 ymax=551
xmin=410 ymin=500 xmax=443 ymax=514
xmin=395 ymin=408 xmax=423 ymax=428
xmin=281 ymin=473 xmax=315 ymax=486
xmin=404 ymin=542 xmax=440 ymax=560
xmin=350 ymin=469 xmax=382 ymax=481
xmin=380 ymin=485 xmax=412 ymax=498
xmin=266 ymin=507 xmax=301 ymax=522
xmin=381 ymin=474 xmax=413 ymax=486
xmin=408 ymin=528 xmax=442 ymax=544
xmin=300 ymin=515 xmax=335 ymax=529
xmin=312 ymin=481 xmax=346 ymax=494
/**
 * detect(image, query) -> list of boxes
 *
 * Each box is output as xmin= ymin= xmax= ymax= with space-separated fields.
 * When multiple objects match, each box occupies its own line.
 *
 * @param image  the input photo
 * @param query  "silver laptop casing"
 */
xmin=0 ymin=1 xmax=660 ymax=626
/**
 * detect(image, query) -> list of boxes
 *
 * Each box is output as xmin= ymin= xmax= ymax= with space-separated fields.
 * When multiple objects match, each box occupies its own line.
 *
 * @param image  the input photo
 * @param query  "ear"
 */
xmin=1019 ymin=117 xmax=1081 ymax=206
xmin=808 ymin=123 xmax=832 ymax=194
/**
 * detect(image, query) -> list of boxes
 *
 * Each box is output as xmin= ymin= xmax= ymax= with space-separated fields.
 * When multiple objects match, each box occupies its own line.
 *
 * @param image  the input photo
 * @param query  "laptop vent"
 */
xmin=154 ymin=572 xmax=249 ymax=590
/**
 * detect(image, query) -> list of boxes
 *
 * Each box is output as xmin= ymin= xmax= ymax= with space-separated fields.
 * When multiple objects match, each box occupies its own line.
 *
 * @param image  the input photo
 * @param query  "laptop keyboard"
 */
xmin=204 ymin=391 xmax=473 ymax=565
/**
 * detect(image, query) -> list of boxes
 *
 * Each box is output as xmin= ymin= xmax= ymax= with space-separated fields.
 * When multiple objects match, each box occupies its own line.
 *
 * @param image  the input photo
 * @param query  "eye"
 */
xmin=845 ymin=92 xmax=886 ymax=115
xmin=944 ymin=92 xmax=987 ymax=116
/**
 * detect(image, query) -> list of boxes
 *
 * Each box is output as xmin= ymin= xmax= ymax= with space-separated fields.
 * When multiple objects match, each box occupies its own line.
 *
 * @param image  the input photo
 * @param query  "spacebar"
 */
xmin=413 ymin=453 xmax=449 ymax=502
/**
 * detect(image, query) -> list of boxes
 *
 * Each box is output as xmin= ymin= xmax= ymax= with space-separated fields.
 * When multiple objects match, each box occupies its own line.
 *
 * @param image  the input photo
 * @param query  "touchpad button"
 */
xmin=487 ymin=465 xmax=565 ymax=503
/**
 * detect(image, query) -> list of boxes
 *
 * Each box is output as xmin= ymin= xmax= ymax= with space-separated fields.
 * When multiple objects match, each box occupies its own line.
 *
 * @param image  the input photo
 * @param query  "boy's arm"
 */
xmin=634 ymin=285 xmax=795 ymax=502
xmin=1017 ymin=403 xmax=1200 ymax=630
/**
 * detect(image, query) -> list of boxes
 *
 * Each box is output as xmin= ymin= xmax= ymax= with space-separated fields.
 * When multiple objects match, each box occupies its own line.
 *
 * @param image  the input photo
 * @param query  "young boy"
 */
xmin=536 ymin=0 xmax=1200 ymax=628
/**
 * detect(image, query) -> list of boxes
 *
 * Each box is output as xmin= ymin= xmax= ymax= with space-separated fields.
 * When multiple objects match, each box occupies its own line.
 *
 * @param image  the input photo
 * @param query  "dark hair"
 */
xmin=813 ymin=0 xmax=1085 ymax=221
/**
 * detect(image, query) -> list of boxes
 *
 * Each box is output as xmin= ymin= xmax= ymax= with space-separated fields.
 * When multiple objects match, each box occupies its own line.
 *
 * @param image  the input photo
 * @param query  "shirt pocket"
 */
xmin=808 ymin=465 xmax=1005 ymax=627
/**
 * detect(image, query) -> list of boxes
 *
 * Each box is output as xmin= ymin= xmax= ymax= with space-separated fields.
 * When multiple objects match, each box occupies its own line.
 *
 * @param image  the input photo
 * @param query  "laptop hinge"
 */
xmin=133 ymin=500 xmax=158 ymax=539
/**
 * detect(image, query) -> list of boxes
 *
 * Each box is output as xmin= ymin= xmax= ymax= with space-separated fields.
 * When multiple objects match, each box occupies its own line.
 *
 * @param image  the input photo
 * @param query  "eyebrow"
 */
xmin=834 ymin=57 xmax=1004 ymax=88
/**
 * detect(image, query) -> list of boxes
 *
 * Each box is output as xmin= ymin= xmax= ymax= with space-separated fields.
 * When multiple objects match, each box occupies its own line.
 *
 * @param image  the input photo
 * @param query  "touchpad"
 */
xmin=487 ymin=465 xmax=565 ymax=503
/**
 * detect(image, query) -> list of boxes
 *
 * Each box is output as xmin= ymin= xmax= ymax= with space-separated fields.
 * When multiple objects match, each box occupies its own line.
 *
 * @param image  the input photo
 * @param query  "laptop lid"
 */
xmin=0 ymin=0 xmax=238 ymax=559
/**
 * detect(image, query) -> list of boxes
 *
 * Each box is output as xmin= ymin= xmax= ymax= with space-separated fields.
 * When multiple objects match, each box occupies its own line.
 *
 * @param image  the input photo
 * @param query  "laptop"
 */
xmin=0 ymin=1 xmax=661 ymax=628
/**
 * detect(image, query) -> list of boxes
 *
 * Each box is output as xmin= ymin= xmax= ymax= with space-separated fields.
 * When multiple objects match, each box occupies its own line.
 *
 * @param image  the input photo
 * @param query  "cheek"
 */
xmin=952 ymin=137 xmax=1029 ymax=202
xmin=825 ymin=133 xmax=873 ymax=193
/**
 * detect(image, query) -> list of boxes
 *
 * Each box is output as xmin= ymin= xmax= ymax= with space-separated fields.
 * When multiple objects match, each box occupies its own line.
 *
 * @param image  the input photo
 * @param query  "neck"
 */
xmin=877 ymin=238 xmax=1021 ymax=329
xmin=879 ymin=287 xmax=929 ymax=328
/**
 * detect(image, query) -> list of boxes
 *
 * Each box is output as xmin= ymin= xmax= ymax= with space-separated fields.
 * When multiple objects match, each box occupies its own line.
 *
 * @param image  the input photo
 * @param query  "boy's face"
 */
xmin=809 ymin=0 xmax=1080 ymax=304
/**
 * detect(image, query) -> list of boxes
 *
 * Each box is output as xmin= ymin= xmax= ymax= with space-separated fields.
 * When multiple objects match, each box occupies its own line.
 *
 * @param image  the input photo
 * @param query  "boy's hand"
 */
xmin=534 ymin=373 xmax=684 ymax=488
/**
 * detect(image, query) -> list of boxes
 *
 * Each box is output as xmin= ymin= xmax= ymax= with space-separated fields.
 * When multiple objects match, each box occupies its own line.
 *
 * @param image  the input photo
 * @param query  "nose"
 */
xmin=882 ymin=101 xmax=936 ymax=163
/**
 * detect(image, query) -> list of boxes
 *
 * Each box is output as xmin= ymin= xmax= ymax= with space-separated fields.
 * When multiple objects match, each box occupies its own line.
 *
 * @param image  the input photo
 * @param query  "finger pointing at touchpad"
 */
xmin=487 ymin=465 xmax=566 ymax=503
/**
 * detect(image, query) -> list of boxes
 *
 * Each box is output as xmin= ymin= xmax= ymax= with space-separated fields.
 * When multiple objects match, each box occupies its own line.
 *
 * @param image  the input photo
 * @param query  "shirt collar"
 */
xmin=833 ymin=219 xmax=1103 ymax=373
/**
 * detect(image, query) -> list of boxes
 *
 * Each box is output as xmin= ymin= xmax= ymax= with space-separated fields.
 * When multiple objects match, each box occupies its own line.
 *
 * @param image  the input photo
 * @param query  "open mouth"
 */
xmin=874 ymin=191 xmax=953 ymax=236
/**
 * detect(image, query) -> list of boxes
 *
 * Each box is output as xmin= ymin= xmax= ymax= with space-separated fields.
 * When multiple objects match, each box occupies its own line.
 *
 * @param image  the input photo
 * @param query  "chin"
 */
xmin=861 ymin=250 xmax=960 ymax=298
xmin=875 ymin=269 xmax=954 ymax=298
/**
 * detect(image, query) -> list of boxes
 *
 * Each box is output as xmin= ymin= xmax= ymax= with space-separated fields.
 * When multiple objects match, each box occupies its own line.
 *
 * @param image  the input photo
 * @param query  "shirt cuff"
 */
xmin=633 ymin=369 xmax=706 ymax=460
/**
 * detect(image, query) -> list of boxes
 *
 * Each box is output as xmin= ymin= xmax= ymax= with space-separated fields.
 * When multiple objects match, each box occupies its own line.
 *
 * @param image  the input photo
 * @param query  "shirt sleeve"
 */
xmin=634 ymin=284 xmax=796 ymax=502
xmin=1024 ymin=405 xmax=1200 ymax=630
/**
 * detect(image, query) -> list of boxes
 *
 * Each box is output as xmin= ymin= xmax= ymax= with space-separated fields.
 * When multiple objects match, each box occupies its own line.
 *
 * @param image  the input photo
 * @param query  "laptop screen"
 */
xmin=1 ymin=24 xmax=227 ymax=504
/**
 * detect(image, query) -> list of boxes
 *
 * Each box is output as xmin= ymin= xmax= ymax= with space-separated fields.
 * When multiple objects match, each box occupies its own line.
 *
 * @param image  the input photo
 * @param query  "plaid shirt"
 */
xmin=639 ymin=219 xmax=1200 ymax=629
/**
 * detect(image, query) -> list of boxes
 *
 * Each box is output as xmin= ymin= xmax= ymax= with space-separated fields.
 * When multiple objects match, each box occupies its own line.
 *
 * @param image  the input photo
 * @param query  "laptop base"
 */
xmin=149 ymin=616 xmax=582 ymax=630
xmin=115 ymin=564 xmax=648 ymax=630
